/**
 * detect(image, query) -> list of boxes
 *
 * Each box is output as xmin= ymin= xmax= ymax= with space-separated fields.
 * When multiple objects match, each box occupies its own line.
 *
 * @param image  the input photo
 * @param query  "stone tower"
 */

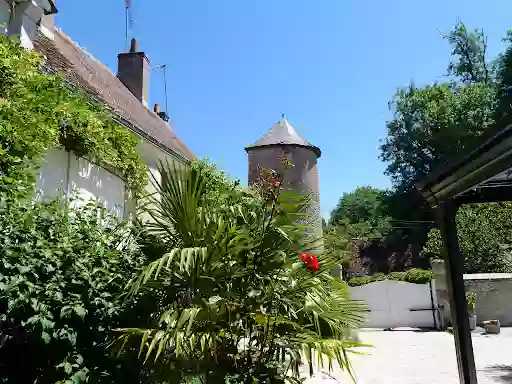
xmin=245 ymin=116 xmax=323 ymax=253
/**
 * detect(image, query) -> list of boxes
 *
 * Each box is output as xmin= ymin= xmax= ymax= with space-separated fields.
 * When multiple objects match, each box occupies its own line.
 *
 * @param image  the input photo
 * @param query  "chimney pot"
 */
xmin=130 ymin=38 xmax=139 ymax=53
xmin=158 ymin=111 xmax=170 ymax=122
xmin=154 ymin=104 xmax=160 ymax=114
xmin=118 ymin=40 xmax=149 ymax=106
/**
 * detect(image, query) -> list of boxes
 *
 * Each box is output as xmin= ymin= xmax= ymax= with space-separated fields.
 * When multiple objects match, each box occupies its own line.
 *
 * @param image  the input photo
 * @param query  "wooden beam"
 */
xmin=438 ymin=201 xmax=477 ymax=384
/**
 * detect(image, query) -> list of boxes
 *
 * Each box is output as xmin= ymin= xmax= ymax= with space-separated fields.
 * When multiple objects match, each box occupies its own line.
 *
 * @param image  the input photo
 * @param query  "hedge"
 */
xmin=347 ymin=268 xmax=433 ymax=286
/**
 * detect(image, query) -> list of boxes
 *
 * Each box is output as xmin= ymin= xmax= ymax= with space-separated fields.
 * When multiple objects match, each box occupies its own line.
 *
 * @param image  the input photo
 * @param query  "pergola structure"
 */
xmin=415 ymin=124 xmax=512 ymax=384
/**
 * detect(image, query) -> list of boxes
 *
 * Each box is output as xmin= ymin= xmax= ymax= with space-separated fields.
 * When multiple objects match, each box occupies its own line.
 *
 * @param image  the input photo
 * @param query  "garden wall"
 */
xmin=432 ymin=260 xmax=512 ymax=326
xmin=464 ymin=273 xmax=512 ymax=326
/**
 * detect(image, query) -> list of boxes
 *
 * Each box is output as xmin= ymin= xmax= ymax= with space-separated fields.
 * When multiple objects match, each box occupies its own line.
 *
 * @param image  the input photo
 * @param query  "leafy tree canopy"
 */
xmin=330 ymin=21 xmax=512 ymax=276
xmin=380 ymin=21 xmax=499 ymax=188
xmin=380 ymin=82 xmax=497 ymax=187
xmin=330 ymin=187 xmax=389 ymax=227
xmin=422 ymin=203 xmax=512 ymax=273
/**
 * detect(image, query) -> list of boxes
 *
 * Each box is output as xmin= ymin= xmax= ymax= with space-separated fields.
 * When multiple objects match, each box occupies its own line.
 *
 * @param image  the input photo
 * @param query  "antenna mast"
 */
xmin=162 ymin=64 xmax=169 ymax=115
xmin=124 ymin=0 xmax=134 ymax=52
xmin=151 ymin=64 xmax=170 ymax=119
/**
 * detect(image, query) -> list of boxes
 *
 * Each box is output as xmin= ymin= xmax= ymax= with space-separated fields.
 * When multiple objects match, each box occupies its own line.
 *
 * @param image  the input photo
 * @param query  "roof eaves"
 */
xmin=415 ymin=124 xmax=512 ymax=206
xmin=42 ymin=65 xmax=191 ymax=165
xmin=244 ymin=142 xmax=321 ymax=157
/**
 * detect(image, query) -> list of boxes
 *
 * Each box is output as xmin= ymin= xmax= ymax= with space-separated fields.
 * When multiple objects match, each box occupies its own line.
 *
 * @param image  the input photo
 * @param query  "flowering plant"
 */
xmin=118 ymin=163 xmax=365 ymax=383
xmin=300 ymin=252 xmax=320 ymax=272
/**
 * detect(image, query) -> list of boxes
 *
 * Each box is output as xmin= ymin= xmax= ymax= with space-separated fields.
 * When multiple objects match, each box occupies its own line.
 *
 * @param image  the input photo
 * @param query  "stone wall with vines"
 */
xmin=0 ymin=35 xmax=147 ymax=198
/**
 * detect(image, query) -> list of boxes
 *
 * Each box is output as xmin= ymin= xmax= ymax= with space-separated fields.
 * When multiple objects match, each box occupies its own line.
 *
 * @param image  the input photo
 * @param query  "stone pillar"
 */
xmin=432 ymin=259 xmax=451 ymax=328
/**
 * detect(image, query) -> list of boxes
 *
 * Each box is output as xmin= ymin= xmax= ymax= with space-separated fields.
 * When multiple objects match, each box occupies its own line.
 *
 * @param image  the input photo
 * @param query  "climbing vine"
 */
xmin=0 ymin=35 xmax=147 ymax=197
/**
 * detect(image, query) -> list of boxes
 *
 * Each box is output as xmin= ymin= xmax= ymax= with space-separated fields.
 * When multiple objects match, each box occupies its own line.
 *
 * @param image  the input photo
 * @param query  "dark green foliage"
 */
xmin=326 ymin=187 xmax=392 ymax=274
xmin=495 ymin=31 xmax=512 ymax=128
xmin=380 ymin=82 xmax=497 ymax=188
xmin=326 ymin=186 xmax=432 ymax=277
xmin=189 ymin=158 xmax=256 ymax=209
xmin=445 ymin=21 xmax=490 ymax=84
xmin=0 ymin=35 xmax=147 ymax=197
xmin=347 ymin=269 xmax=432 ymax=287
xmin=381 ymin=21 xmax=498 ymax=189
xmin=422 ymin=203 xmax=512 ymax=273
xmin=373 ymin=22 xmax=512 ymax=274
xmin=0 ymin=197 xmax=146 ymax=383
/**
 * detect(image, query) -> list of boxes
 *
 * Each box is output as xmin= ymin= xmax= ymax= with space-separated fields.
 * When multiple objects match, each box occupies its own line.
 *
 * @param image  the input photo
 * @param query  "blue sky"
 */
xmin=55 ymin=0 xmax=512 ymax=218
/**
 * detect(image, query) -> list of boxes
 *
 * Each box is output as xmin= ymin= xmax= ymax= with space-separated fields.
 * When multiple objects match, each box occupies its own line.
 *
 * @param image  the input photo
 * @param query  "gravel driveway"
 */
xmin=303 ymin=328 xmax=512 ymax=384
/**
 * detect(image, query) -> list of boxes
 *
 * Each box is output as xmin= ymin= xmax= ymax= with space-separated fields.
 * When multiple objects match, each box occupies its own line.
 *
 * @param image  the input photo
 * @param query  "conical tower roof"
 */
xmin=245 ymin=116 xmax=321 ymax=157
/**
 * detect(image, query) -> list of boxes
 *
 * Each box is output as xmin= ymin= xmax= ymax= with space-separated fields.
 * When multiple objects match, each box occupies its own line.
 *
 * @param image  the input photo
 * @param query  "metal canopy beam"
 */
xmin=438 ymin=201 xmax=477 ymax=384
xmin=416 ymin=125 xmax=512 ymax=207
xmin=455 ymin=185 xmax=512 ymax=205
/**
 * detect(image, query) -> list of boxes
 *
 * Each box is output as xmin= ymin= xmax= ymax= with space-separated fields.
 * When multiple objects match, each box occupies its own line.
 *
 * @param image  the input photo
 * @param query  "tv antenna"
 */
xmin=151 ymin=64 xmax=170 ymax=119
xmin=124 ymin=0 xmax=135 ymax=52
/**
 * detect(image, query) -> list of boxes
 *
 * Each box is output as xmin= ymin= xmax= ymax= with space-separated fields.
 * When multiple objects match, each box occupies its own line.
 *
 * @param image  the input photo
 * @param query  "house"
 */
xmin=0 ymin=0 xmax=195 ymax=219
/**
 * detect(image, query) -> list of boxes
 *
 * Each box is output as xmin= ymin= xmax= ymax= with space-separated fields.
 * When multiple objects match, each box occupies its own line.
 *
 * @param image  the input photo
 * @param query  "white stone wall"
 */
xmin=37 ymin=148 xmax=128 ymax=220
xmin=36 ymin=145 xmax=184 ymax=222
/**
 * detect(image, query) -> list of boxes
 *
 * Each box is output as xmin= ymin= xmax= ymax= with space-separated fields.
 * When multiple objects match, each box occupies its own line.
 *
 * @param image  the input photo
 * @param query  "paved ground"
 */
xmin=303 ymin=328 xmax=512 ymax=384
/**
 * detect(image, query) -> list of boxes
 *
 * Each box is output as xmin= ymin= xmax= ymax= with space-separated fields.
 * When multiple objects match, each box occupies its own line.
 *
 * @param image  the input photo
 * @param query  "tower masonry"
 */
xmin=245 ymin=116 xmax=323 ymax=253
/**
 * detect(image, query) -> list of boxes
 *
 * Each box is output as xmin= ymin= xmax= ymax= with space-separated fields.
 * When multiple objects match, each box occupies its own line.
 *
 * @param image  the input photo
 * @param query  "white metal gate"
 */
xmin=350 ymin=280 xmax=437 ymax=329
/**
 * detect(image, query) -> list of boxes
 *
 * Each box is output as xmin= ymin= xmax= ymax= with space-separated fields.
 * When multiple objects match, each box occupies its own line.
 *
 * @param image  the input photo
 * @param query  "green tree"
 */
xmin=380 ymin=82 xmax=497 ymax=187
xmin=422 ymin=203 xmax=512 ymax=273
xmin=380 ymin=22 xmax=497 ymax=188
xmin=330 ymin=187 xmax=385 ymax=225
xmin=116 ymin=163 xmax=366 ymax=383
xmin=494 ymin=30 xmax=512 ymax=128
xmin=329 ymin=187 xmax=390 ymax=234
xmin=445 ymin=21 xmax=490 ymax=84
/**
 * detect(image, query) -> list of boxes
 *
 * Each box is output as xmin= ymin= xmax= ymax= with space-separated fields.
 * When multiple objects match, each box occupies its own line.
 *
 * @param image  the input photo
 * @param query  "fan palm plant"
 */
xmin=115 ymin=161 xmax=366 ymax=383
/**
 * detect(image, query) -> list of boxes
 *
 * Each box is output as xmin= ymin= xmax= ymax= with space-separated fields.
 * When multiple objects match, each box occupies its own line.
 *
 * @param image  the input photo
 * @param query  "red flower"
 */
xmin=269 ymin=179 xmax=281 ymax=187
xmin=299 ymin=252 xmax=320 ymax=272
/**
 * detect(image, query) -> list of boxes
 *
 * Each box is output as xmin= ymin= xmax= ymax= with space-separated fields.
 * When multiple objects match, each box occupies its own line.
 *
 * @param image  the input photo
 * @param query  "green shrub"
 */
xmin=347 ymin=276 xmax=374 ymax=286
xmin=347 ymin=268 xmax=432 ymax=286
xmin=388 ymin=271 xmax=406 ymax=281
xmin=404 ymin=268 xmax=433 ymax=284
xmin=0 ymin=196 xmax=147 ymax=383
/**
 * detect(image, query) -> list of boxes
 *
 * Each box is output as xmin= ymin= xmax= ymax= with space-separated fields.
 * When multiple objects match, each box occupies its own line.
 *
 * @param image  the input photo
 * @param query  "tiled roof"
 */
xmin=33 ymin=27 xmax=195 ymax=162
xmin=246 ymin=118 xmax=321 ymax=157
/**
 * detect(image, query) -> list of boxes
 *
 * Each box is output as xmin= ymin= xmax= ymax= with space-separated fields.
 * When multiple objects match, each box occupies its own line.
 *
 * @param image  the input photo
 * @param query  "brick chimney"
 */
xmin=117 ymin=38 xmax=149 ymax=107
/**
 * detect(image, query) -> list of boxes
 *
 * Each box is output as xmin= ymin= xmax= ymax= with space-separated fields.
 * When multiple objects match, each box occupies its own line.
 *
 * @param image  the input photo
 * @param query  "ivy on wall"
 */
xmin=0 ymin=35 xmax=147 ymax=197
